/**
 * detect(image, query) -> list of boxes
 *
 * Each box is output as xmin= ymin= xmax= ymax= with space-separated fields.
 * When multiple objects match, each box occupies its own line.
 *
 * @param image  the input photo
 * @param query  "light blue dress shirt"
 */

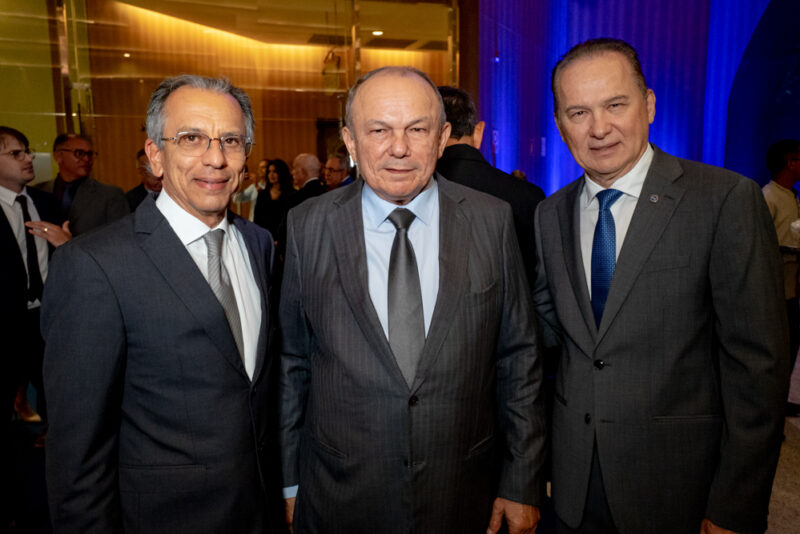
xmin=362 ymin=179 xmax=440 ymax=337
xmin=283 ymin=178 xmax=441 ymax=500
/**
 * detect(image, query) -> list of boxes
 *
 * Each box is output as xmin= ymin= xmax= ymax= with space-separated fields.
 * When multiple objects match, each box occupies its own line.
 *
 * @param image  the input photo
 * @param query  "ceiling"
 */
xmin=117 ymin=0 xmax=453 ymax=51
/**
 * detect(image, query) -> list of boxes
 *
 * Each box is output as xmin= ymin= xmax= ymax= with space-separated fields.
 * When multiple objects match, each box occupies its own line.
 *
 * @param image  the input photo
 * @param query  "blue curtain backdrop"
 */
xmin=477 ymin=0 xmax=772 ymax=195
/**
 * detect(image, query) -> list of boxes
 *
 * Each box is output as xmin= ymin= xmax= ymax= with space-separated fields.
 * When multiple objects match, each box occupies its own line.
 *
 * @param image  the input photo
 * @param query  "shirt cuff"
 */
xmin=283 ymin=485 xmax=298 ymax=499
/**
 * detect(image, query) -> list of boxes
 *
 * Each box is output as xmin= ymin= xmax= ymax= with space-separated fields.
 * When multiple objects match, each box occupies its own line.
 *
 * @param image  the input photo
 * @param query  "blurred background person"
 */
xmin=762 ymin=139 xmax=800 ymax=416
xmin=126 ymin=148 xmax=163 ymax=211
xmin=254 ymin=158 xmax=293 ymax=239
xmin=233 ymin=159 xmax=268 ymax=221
xmin=1 ymin=126 xmax=70 ymax=532
xmin=38 ymin=133 xmax=128 ymax=236
xmin=323 ymin=153 xmax=352 ymax=191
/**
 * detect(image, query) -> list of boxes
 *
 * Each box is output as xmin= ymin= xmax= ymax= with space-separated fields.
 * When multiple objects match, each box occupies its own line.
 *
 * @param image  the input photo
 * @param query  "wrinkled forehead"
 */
xmin=352 ymin=71 xmax=441 ymax=119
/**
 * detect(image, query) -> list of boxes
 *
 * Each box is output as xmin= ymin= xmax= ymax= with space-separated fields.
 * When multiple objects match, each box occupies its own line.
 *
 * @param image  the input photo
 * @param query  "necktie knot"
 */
xmin=388 ymin=208 xmax=416 ymax=232
xmin=596 ymin=188 xmax=623 ymax=211
xmin=204 ymin=228 xmax=225 ymax=256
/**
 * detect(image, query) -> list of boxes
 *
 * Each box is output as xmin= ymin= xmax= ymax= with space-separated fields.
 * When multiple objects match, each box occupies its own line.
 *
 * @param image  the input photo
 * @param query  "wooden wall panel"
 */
xmin=83 ymin=1 xmax=448 ymax=191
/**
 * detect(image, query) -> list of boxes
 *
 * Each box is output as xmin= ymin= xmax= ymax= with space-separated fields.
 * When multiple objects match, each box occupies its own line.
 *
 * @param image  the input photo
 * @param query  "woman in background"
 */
xmin=253 ymin=158 xmax=293 ymax=242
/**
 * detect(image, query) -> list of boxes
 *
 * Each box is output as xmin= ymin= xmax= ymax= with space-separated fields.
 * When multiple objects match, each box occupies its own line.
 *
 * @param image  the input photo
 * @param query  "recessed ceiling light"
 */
xmin=123 ymin=52 xmax=131 ymax=58
xmin=372 ymin=30 xmax=384 ymax=36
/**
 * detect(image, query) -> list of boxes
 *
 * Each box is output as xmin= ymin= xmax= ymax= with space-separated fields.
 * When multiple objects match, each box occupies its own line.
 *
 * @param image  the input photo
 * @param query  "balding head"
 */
xmin=292 ymin=153 xmax=321 ymax=189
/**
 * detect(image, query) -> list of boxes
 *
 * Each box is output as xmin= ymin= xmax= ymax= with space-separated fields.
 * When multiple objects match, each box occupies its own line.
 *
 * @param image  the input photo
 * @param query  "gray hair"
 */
xmin=551 ymin=38 xmax=648 ymax=113
xmin=327 ymin=153 xmax=349 ymax=169
xmin=294 ymin=153 xmax=321 ymax=176
xmin=146 ymin=75 xmax=255 ymax=149
xmin=344 ymin=66 xmax=445 ymax=133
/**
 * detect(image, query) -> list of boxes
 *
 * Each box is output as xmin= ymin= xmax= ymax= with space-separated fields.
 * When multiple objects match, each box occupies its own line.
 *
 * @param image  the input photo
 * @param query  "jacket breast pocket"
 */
xmin=463 ymin=282 xmax=498 ymax=307
xmin=640 ymin=254 xmax=690 ymax=274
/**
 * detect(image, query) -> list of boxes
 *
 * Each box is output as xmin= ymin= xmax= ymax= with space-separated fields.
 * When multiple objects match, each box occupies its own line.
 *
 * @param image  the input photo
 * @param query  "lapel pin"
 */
xmin=649 ymin=194 xmax=659 ymax=203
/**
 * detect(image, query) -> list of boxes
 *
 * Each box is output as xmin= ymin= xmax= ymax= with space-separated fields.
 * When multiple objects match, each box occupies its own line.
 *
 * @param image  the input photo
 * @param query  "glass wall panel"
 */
xmin=1 ymin=0 xmax=455 ymax=191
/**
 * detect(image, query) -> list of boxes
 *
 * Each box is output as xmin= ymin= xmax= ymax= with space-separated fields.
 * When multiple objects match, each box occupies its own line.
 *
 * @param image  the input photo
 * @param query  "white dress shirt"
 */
xmin=362 ymin=178 xmax=440 ymax=338
xmin=156 ymin=190 xmax=261 ymax=379
xmin=0 ymin=184 xmax=49 ymax=309
xmin=580 ymin=144 xmax=654 ymax=296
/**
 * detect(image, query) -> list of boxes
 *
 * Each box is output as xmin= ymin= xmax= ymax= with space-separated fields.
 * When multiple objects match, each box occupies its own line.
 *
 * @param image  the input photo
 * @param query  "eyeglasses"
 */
xmin=56 ymin=148 xmax=97 ymax=159
xmin=161 ymin=132 xmax=253 ymax=159
xmin=324 ymin=166 xmax=345 ymax=174
xmin=0 ymin=149 xmax=34 ymax=161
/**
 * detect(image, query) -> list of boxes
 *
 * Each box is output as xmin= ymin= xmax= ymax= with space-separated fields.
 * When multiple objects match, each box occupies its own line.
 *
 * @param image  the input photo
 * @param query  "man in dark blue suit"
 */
xmin=43 ymin=76 xmax=282 ymax=533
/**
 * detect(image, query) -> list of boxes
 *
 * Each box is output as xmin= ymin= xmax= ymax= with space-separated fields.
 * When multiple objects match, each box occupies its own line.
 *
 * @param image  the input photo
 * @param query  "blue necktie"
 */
xmin=591 ymin=189 xmax=624 ymax=326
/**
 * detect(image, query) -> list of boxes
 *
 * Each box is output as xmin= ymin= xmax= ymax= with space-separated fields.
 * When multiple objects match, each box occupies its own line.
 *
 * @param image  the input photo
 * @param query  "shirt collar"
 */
xmin=0 ymin=184 xmax=27 ymax=208
xmin=361 ymin=176 xmax=438 ymax=230
xmin=155 ymin=188 xmax=229 ymax=246
xmin=582 ymin=143 xmax=654 ymax=207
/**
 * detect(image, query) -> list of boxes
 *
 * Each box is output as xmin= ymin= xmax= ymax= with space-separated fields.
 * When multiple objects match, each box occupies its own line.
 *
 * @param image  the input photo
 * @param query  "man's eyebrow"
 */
xmin=172 ymin=127 xmax=244 ymax=137
xmin=563 ymin=94 xmax=629 ymax=113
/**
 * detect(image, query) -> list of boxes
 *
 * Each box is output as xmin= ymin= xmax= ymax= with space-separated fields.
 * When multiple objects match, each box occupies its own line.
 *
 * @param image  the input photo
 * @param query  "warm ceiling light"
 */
xmin=123 ymin=52 xmax=131 ymax=58
xmin=372 ymin=30 xmax=384 ymax=36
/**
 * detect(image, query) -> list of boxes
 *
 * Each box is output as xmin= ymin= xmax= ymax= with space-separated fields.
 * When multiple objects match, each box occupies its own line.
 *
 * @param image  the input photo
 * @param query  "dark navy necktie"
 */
xmin=387 ymin=208 xmax=424 ymax=387
xmin=591 ymin=189 xmax=624 ymax=326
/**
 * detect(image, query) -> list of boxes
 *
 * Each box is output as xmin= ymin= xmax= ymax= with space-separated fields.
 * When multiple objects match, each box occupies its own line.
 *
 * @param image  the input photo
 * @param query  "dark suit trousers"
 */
xmin=557 ymin=442 xmax=618 ymax=534
xmin=17 ymin=307 xmax=46 ymax=419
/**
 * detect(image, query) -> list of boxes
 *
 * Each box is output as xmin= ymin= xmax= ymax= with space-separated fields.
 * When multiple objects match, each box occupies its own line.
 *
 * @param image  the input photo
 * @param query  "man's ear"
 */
xmin=437 ymin=121 xmax=452 ymax=157
xmin=144 ymin=139 xmax=165 ymax=178
xmin=472 ymin=121 xmax=485 ymax=150
xmin=342 ymin=126 xmax=357 ymax=164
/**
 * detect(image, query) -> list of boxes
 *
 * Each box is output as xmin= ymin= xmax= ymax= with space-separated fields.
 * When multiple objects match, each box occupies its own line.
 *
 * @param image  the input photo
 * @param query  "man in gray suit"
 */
xmin=43 ymin=75 xmax=281 ymax=533
xmin=38 ymin=133 xmax=128 ymax=236
xmin=535 ymin=38 xmax=788 ymax=534
xmin=279 ymin=66 xmax=546 ymax=533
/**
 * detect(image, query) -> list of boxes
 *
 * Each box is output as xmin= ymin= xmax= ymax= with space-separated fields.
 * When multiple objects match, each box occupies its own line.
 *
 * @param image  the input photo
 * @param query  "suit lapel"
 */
xmin=596 ymin=147 xmax=686 ymax=342
xmin=411 ymin=177 xmax=471 ymax=392
xmin=232 ymin=214 xmax=270 ymax=384
xmin=329 ymin=182 xmax=405 ymax=384
xmin=135 ymin=198 xmax=248 ymax=379
xmin=68 ymin=178 xmax=93 ymax=223
xmin=558 ymin=179 xmax=598 ymax=351
xmin=0 ymin=206 xmax=25 ymax=277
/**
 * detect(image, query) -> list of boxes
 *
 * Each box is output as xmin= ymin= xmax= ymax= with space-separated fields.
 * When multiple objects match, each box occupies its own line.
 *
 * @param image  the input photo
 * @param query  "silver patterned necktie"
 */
xmin=387 ymin=208 xmax=425 ymax=387
xmin=203 ymin=229 xmax=245 ymax=360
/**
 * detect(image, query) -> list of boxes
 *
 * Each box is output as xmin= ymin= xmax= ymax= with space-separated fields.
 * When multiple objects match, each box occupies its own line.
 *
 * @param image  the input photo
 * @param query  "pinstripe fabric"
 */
xmin=533 ymin=146 xmax=788 ymax=534
xmin=279 ymin=176 xmax=546 ymax=533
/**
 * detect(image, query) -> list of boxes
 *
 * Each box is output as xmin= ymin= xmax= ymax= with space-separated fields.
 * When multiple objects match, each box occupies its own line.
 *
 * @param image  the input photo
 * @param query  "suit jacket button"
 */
xmin=584 ymin=413 xmax=591 ymax=424
xmin=408 ymin=395 xmax=419 ymax=406
xmin=594 ymin=359 xmax=605 ymax=370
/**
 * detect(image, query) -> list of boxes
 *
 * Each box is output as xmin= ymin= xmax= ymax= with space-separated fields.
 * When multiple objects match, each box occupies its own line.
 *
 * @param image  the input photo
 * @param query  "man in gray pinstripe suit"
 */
xmin=279 ymin=66 xmax=546 ymax=534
